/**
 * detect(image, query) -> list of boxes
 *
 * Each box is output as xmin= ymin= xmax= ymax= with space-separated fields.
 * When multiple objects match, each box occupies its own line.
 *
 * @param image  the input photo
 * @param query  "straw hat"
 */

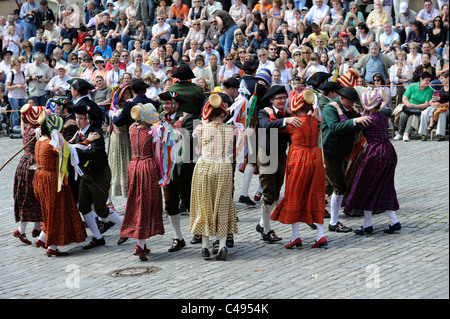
xmin=201 ymin=94 xmax=228 ymax=120
xmin=289 ymin=90 xmax=315 ymax=112
xmin=131 ymin=103 xmax=159 ymax=124
xmin=20 ymin=104 xmax=45 ymax=125
xmin=38 ymin=111 xmax=64 ymax=132
xmin=360 ymin=89 xmax=387 ymax=111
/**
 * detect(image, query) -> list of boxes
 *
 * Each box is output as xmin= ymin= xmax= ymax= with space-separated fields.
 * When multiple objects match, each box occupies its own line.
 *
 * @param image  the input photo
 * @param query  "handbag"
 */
xmin=402 ymin=105 xmax=421 ymax=116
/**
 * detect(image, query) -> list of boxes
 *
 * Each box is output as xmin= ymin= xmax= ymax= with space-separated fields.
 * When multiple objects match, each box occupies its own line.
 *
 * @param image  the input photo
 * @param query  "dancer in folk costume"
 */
xmin=270 ymin=90 xmax=328 ymax=248
xmin=190 ymin=94 xmax=238 ymax=261
xmin=33 ymin=112 xmax=87 ymax=257
xmin=12 ymin=104 xmax=45 ymax=245
xmin=108 ymin=85 xmax=133 ymax=197
xmin=344 ymin=90 xmax=401 ymax=235
xmin=120 ymin=103 xmax=165 ymax=261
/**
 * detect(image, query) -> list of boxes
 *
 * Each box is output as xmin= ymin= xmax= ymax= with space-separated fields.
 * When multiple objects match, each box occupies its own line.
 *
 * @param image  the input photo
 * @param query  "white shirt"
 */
xmin=257 ymin=60 xmax=275 ymax=74
xmin=305 ymin=4 xmax=330 ymax=24
xmin=106 ymin=68 xmax=125 ymax=87
xmin=45 ymin=74 xmax=72 ymax=95
xmin=380 ymin=31 xmax=400 ymax=48
xmin=127 ymin=63 xmax=152 ymax=76
xmin=151 ymin=22 xmax=171 ymax=42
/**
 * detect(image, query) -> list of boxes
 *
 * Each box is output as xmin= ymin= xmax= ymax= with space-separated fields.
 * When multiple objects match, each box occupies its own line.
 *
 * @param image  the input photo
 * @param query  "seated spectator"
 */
xmin=245 ymin=11 xmax=266 ymax=42
xmin=393 ymin=1 xmax=417 ymax=43
xmin=120 ymin=15 xmax=138 ymax=52
xmin=354 ymin=41 xmax=394 ymax=85
xmin=416 ymin=0 xmax=440 ymax=29
xmin=169 ymin=17 xmax=190 ymax=58
xmin=366 ymin=0 xmax=390 ymax=42
xmin=379 ymin=23 xmax=400 ymax=53
xmin=202 ymin=41 xmax=221 ymax=66
xmin=106 ymin=57 xmax=125 ymax=87
xmin=304 ymin=0 xmax=330 ymax=26
xmin=95 ymin=13 xmax=116 ymax=47
xmin=45 ymin=62 xmax=71 ymax=97
xmin=322 ymin=0 xmax=346 ymax=37
xmin=403 ymin=21 xmax=427 ymax=53
xmin=169 ymin=0 xmax=190 ymax=24
xmin=61 ymin=38 xmax=74 ymax=62
xmin=91 ymin=75 xmax=112 ymax=114
xmin=231 ymin=28 xmax=250 ymax=55
xmin=272 ymin=21 xmax=294 ymax=48
xmin=412 ymin=53 xmax=437 ymax=82
xmin=186 ymin=0 xmax=206 ymax=28
xmin=92 ymin=55 xmax=108 ymax=81
xmin=94 ymin=36 xmax=113 ymax=61
xmin=372 ymin=72 xmax=392 ymax=117
xmin=342 ymin=2 xmax=365 ymax=29
xmin=394 ymin=71 xmax=434 ymax=142
xmin=248 ymin=29 xmax=270 ymax=55
xmin=389 ymin=50 xmax=413 ymax=106
xmin=229 ymin=0 xmax=248 ymax=32
xmin=183 ymin=19 xmax=205 ymax=52
xmin=267 ymin=0 xmax=284 ymax=39
xmin=127 ymin=53 xmax=151 ymax=76
xmin=65 ymin=53 xmax=83 ymax=77
xmin=152 ymin=15 xmax=171 ymax=46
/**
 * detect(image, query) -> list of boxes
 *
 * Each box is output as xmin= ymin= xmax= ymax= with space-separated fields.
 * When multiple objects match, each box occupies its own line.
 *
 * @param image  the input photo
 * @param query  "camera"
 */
xmin=344 ymin=57 xmax=350 ymax=62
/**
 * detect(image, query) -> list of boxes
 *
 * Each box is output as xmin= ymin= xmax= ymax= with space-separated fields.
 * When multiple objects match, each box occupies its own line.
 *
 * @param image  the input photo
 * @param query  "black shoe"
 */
xmin=307 ymin=223 xmax=317 ymax=230
xmin=202 ymin=248 xmax=210 ymax=258
xmin=239 ymin=195 xmax=256 ymax=206
xmin=216 ymin=247 xmax=228 ymax=261
xmin=256 ymin=223 xmax=264 ymax=235
xmin=190 ymin=234 xmax=202 ymax=244
xmin=117 ymin=237 xmax=128 ymax=245
xmin=353 ymin=226 xmax=374 ymax=235
xmin=324 ymin=209 xmax=330 ymax=218
xmin=226 ymin=234 xmax=234 ymax=248
xmin=263 ymin=230 xmax=282 ymax=242
xmin=437 ymin=135 xmax=446 ymax=142
xmin=421 ymin=135 xmax=428 ymax=141
xmin=383 ymin=222 xmax=401 ymax=234
xmin=99 ymin=221 xmax=115 ymax=234
xmin=329 ymin=221 xmax=353 ymax=233
xmin=168 ymin=238 xmax=186 ymax=252
xmin=212 ymin=240 xmax=219 ymax=254
xmin=83 ymin=237 xmax=105 ymax=250
xmin=9 ymin=133 xmax=22 ymax=139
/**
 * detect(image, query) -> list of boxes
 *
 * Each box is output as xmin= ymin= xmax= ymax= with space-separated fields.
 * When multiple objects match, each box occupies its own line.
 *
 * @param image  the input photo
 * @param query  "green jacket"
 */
xmin=169 ymin=81 xmax=206 ymax=119
xmin=321 ymin=97 xmax=359 ymax=158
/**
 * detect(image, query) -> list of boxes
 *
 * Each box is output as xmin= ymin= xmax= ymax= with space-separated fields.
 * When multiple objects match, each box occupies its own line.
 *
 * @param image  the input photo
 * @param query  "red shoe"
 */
xmin=31 ymin=229 xmax=41 ymax=237
xmin=13 ymin=229 xmax=31 ymax=245
xmin=254 ymin=191 xmax=262 ymax=202
xmin=46 ymin=248 xmax=68 ymax=257
xmin=284 ymin=237 xmax=303 ymax=249
xmin=35 ymin=239 xmax=47 ymax=249
xmin=106 ymin=202 xmax=116 ymax=212
xmin=134 ymin=245 xmax=148 ymax=261
xmin=311 ymin=237 xmax=328 ymax=248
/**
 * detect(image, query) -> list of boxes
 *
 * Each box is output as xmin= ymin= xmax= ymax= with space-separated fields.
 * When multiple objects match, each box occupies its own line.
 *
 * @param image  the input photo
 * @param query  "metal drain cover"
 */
xmin=108 ymin=266 xmax=162 ymax=277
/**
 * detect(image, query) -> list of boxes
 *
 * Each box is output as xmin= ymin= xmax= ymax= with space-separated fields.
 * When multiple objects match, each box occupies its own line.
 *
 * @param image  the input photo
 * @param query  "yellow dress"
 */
xmin=189 ymin=122 xmax=238 ymax=237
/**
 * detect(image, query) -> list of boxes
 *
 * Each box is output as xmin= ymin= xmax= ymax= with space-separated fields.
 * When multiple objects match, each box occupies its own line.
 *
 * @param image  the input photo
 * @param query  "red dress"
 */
xmin=33 ymin=139 xmax=87 ymax=246
xmin=120 ymin=124 xmax=164 ymax=239
xmin=271 ymin=115 xmax=326 ymax=225
xmin=13 ymin=126 xmax=42 ymax=223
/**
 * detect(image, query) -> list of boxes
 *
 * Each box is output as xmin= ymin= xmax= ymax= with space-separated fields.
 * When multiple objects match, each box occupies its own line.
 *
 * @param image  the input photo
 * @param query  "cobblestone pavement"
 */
xmin=0 ymin=132 xmax=448 ymax=302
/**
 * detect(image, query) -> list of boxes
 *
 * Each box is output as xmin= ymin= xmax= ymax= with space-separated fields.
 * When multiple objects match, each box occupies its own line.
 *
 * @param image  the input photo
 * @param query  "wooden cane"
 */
xmin=319 ymin=124 xmax=326 ymax=169
xmin=0 ymin=136 xmax=36 ymax=172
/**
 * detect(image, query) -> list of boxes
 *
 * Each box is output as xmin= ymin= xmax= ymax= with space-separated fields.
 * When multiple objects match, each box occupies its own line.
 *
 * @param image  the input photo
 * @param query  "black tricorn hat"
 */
xmin=336 ymin=86 xmax=361 ymax=105
xmin=158 ymin=91 xmax=188 ymax=104
xmin=261 ymin=85 xmax=287 ymax=101
xmin=67 ymin=78 xmax=95 ymax=92
xmin=172 ymin=62 xmax=195 ymax=80
xmin=130 ymin=79 xmax=150 ymax=91
xmin=319 ymin=81 xmax=343 ymax=93
xmin=305 ymin=72 xmax=332 ymax=88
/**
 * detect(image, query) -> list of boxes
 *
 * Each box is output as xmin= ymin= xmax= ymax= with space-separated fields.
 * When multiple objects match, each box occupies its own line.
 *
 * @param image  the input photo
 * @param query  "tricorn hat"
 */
xmin=172 ymin=62 xmax=195 ymax=80
xmin=336 ymin=86 xmax=361 ymax=105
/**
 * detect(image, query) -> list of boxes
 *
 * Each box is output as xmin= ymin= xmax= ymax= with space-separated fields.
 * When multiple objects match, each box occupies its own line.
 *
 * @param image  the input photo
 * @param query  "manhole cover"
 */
xmin=108 ymin=266 xmax=162 ymax=277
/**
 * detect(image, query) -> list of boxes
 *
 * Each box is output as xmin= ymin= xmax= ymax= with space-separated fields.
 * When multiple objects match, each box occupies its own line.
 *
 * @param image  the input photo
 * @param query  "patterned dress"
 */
xmin=13 ymin=126 xmax=43 ymax=223
xmin=120 ymin=124 xmax=164 ymax=239
xmin=271 ymin=115 xmax=326 ymax=225
xmin=108 ymin=109 xmax=132 ymax=197
xmin=33 ymin=139 xmax=87 ymax=246
xmin=343 ymin=112 xmax=399 ymax=214
xmin=189 ymin=122 xmax=238 ymax=237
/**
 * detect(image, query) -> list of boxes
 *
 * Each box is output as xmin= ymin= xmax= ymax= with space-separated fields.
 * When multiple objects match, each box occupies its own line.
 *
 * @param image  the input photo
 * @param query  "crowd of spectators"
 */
xmin=0 ymin=0 xmax=448 ymax=140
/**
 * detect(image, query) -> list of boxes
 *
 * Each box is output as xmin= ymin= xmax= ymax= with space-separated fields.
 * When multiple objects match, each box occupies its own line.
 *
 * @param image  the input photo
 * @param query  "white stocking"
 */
xmin=385 ymin=210 xmax=399 ymax=225
xmin=38 ymin=231 xmax=46 ymax=242
xmin=329 ymin=193 xmax=344 ymax=225
xmin=261 ymin=204 xmax=273 ymax=234
xmin=168 ymin=214 xmax=183 ymax=240
xmin=17 ymin=222 xmax=27 ymax=234
xmin=202 ymin=236 xmax=209 ymax=249
xmin=108 ymin=209 xmax=123 ymax=226
xmin=363 ymin=210 xmax=372 ymax=228
xmin=218 ymin=236 xmax=226 ymax=250
xmin=34 ymin=222 xmax=41 ymax=231
xmin=291 ymin=222 xmax=300 ymax=241
xmin=83 ymin=211 xmax=103 ymax=239
xmin=137 ymin=239 xmax=146 ymax=249
xmin=241 ymin=164 xmax=254 ymax=197
xmin=315 ymin=223 xmax=324 ymax=241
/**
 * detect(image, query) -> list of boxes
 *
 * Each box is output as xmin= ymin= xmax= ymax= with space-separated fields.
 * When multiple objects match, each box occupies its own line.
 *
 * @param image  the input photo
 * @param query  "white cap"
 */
xmin=399 ymin=2 xmax=408 ymax=14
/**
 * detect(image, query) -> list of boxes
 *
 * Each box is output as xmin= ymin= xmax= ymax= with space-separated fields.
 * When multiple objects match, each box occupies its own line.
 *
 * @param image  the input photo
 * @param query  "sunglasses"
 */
xmin=374 ymin=79 xmax=382 ymax=82
xmin=182 ymin=59 xmax=189 ymax=62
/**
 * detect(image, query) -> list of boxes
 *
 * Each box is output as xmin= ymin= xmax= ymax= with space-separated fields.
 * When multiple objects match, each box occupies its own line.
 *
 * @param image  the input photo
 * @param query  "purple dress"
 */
xmin=343 ymin=112 xmax=399 ymax=214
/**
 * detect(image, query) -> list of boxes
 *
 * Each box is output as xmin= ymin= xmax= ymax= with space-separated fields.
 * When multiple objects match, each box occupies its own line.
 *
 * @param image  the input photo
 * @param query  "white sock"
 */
xmin=257 ymin=180 xmax=262 ymax=193
xmin=108 ymin=209 xmax=123 ymax=226
xmin=107 ymin=195 xmax=112 ymax=203
xmin=202 ymin=236 xmax=209 ymax=249
xmin=315 ymin=223 xmax=324 ymax=241
xmin=241 ymin=165 xmax=254 ymax=197
xmin=168 ymin=214 xmax=183 ymax=240
xmin=385 ymin=210 xmax=399 ymax=225
xmin=17 ymin=221 xmax=28 ymax=234
xmin=137 ymin=239 xmax=146 ymax=249
xmin=38 ymin=231 xmax=46 ymax=242
xmin=329 ymin=193 xmax=343 ymax=225
xmin=291 ymin=222 xmax=300 ymax=241
xmin=48 ymin=245 xmax=57 ymax=251
xmin=261 ymin=204 xmax=273 ymax=234
xmin=34 ymin=222 xmax=41 ymax=231
xmin=363 ymin=210 xmax=372 ymax=228
xmin=83 ymin=211 xmax=103 ymax=239
xmin=218 ymin=236 xmax=226 ymax=250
